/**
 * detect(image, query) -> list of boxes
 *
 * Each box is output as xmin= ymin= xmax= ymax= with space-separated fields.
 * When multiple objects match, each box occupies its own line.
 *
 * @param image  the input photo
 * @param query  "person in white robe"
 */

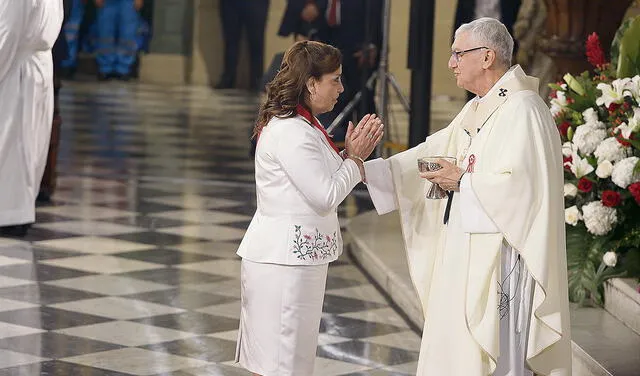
xmin=0 ymin=0 xmax=64 ymax=236
xmin=364 ymin=18 xmax=571 ymax=375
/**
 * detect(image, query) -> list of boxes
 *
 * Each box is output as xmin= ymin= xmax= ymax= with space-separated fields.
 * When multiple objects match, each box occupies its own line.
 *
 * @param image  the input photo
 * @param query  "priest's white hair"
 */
xmin=455 ymin=17 xmax=514 ymax=69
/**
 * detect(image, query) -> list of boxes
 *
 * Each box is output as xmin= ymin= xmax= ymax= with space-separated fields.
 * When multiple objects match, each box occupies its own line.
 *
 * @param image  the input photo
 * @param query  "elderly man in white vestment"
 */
xmin=364 ymin=18 xmax=572 ymax=375
xmin=0 ymin=0 xmax=64 ymax=235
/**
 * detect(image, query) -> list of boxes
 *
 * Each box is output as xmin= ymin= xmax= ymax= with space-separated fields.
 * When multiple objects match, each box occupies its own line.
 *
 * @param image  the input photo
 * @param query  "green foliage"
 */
xmin=621 ymin=248 xmax=640 ymax=276
xmin=629 ymin=138 xmax=640 ymax=150
xmin=616 ymin=16 xmax=640 ymax=78
xmin=564 ymin=73 xmax=586 ymax=96
xmin=562 ymin=72 xmax=601 ymax=112
xmin=566 ymin=225 xmax=629 ymax=306
xmin=566 ymin=225 xmax=599 ymax=305
xmin=611 ymin=17 xmax=634 ymax=68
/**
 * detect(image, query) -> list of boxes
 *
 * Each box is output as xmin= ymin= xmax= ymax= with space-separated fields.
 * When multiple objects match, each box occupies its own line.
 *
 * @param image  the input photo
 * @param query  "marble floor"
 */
xmin=0 ymin=81 xmax=421 ymax=375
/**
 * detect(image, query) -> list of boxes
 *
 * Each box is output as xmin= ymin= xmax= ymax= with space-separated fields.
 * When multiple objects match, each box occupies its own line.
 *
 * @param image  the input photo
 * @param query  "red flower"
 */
xmin=558 ymin=121 xmax=571 ymax=137
xmin=563 ymin=155 xmax=573 ymax=170
xmin=616 ymin=132 xmax=633 ymax=147
xmin=601 ymin=190 xmax=622 ymax=207
xmin=577 ymin=178 xmax=593 ymax=193
xmin=586 ymin=32 xmax=607 ymax=68
xmin=550 ymin=90 xmax=558 ymax=99
xmin=608 ymin=102 xmax=620 ymax=113
xmin=629 ymin=182 xmax=640 ymax=205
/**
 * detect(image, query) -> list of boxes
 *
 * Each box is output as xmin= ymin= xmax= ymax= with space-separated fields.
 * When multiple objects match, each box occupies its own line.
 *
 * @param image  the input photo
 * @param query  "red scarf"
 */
xmin=296 ymin=104 xmax=340 ymax=154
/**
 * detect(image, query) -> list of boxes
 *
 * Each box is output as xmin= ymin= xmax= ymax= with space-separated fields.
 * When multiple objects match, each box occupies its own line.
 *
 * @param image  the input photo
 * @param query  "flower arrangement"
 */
xmin=550 ymin=29 xmax=640 ymax=306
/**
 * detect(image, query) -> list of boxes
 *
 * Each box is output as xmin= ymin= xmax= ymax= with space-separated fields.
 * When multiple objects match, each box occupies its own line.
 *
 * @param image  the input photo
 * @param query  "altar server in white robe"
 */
xmin=235 ymin=40 xmax=384 ymax=376
xmin=0 ymin=0 xmax=64 ymax=232
xmin=364 ymin=18 xmax=571 ymax=375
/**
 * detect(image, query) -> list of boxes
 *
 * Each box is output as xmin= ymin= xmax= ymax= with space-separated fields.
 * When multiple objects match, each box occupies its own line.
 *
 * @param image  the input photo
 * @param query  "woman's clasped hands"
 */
xmin=343 ymin=114 xmax=383 ymax=182
xmin=345 ymin=114 xmax=384 ymax=161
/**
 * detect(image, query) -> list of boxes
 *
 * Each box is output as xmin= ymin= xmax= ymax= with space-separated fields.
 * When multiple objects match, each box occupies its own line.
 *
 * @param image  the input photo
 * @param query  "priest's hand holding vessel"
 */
xmin=418 ymin=156 xmax=460 ymax=198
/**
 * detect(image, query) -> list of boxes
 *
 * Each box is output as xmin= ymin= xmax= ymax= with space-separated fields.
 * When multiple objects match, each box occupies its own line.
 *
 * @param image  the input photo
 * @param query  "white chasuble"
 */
xmin=0 ymin=0 xmax=64 ymax=226
xmin=365 ymin=66 xmax=571 ymax=375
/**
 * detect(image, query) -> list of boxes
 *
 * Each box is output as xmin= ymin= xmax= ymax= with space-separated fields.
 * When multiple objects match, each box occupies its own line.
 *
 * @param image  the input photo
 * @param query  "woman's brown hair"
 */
xmin=253 ymin=41 xmax=342 ymax=138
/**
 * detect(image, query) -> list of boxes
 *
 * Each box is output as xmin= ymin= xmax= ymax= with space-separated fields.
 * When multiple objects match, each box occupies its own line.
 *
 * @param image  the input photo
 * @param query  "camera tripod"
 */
xmin=325 ymin=0 xmax=410 ymax=158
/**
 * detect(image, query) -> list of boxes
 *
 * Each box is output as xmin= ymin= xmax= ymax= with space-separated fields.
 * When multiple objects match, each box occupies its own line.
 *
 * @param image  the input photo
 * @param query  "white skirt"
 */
xmin=236 ymin=258 xmax=329 ymax=376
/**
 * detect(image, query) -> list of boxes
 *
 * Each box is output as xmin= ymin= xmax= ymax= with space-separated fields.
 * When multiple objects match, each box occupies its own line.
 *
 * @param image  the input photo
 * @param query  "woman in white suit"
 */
xmin=236 ymin=40 xmax=384 ymax=376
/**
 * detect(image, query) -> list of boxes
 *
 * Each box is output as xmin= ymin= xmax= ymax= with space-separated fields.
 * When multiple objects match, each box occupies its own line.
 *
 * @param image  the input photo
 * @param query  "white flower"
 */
xmin=615 ymin=122 xmax=635 ymax=139
xmin=550 ymin=91 xmax=568 ymax=116
xmin=596 ymin=160 xmax=614 ymax=179
xmin=570 ymin=153 xmax=595 ymax=178
xmin=565 ymin=206 xmax=581 ymax=226
xmin=582 ymin=107 xmax=599 ymax=124
xmin=596 ymin=78 xmax=631 ymax=108
xmin=593 ymin=137 xmax=630 ymax=163
xmin=628 ymin=108 xmax=640 ymax=133
xmin=582 ymin=201 xmax=617 ymax=236
xmin=564 ymin=183 xmax=578 ymax=197
xmin=618 ymin=108 xmax=640 ymax=140
xmin=623 ymin=75 xmax=640 ymax=102
xmin=572 ymin=123 xmax=607 ymax=155
xmin=603 ymin=251 xmax=618 ymax=267
xmin=611 ymin=156 xmax=640 ymax=188
xmin=550 ymin=104 xmax=563 ymax=117
xmin=562 ymin=142 xmax=578 ymax=157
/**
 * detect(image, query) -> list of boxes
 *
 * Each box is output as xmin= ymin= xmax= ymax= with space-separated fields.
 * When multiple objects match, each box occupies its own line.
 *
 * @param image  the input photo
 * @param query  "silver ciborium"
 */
xmin=417 ymin=156 xmax=457 ymax=199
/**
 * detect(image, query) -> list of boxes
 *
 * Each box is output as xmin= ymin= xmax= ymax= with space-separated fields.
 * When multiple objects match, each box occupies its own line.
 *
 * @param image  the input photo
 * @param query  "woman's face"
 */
xmin=308 ymin=66 xmax=344 ymax=115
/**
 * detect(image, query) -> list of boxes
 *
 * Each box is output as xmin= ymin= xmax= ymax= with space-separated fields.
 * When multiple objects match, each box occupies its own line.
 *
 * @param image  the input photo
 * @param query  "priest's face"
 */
xmin=448 ymin=32 xmax=488 ymax=95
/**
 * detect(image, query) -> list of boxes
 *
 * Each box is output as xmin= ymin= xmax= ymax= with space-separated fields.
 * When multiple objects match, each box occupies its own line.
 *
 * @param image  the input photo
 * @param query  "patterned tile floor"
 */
xmin=0 ymin=81 xmax=421 ymax=375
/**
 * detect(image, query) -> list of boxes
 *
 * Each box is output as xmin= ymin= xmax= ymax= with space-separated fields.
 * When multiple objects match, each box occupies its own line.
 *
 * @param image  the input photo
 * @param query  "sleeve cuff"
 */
xmin=364 ymin=158 xmax=397 ymax=215
xmin=459 ymin=174 xmax=500 ymax=233
xmin=343 ymin=157 xmax=363 ymax=183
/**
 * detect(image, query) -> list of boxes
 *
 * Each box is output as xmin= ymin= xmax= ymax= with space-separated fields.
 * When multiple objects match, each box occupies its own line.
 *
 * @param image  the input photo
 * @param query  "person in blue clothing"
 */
xmin=60 ymin=0 xmax=87 ymax=78
xmin=95 ymin=0 xmax=143 ymax=80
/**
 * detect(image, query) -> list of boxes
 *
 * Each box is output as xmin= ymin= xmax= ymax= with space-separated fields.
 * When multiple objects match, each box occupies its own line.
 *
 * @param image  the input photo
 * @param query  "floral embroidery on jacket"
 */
xmin=292 ymin=225 xmax=338 ymax=261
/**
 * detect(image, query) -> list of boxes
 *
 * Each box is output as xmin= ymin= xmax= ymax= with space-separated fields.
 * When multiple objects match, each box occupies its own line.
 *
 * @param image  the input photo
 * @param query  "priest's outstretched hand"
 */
xmin=420 ymin=158 xmax=464 ymax=192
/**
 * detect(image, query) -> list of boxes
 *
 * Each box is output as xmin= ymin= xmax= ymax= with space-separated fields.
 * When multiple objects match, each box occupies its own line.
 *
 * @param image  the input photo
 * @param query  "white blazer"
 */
xmin=237 ymin=115 xmax=361 ymax=265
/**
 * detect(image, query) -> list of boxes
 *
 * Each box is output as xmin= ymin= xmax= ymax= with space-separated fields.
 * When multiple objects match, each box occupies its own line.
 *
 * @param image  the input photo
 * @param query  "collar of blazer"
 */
xmin=296 ymin=104 xmax=340 ymax=154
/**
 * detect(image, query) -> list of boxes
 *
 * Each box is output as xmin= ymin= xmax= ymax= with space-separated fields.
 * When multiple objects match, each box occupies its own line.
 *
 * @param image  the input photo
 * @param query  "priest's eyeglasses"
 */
xmin=451 ymin=46 xmax=489 ymax=62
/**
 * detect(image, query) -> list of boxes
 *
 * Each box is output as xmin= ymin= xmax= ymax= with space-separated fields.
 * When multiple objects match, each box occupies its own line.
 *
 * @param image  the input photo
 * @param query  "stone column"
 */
xmin=189 ymin=0 xmax=226 ymax=87
xmin=189 ymin=0 xmax=254 ymax=88
xmin=139 ymin=0 xmax=195 ymax=84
